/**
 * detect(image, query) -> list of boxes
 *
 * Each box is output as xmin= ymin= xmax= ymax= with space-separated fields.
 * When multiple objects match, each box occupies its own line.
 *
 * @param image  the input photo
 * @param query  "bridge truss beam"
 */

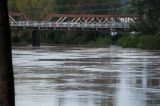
xmin=9 ymin=13 xmax=138 ymax=31
xmin=9 ymin=12 xmax=29 ymax=22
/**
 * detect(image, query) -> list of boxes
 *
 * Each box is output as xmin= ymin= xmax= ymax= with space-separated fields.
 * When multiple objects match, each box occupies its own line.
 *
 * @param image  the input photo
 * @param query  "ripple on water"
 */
xmin=13 ymin=46 xmax=160 ymax=106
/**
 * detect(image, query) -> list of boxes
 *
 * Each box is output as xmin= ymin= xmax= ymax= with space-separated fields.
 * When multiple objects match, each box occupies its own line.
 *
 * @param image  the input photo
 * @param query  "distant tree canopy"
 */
xmin=54 ymin=0 xmax=122 ymax=14
xmin=8 ymin=0 xmax=56 ymax=20
xmin=8 ymin=0 xmax=130 ymax=20
xmin=132 ymin=0 xmax=160 ymax=35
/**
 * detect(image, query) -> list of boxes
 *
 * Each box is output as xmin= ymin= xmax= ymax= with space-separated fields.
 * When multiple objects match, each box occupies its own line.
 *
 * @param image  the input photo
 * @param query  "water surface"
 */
xmin=12 ymin=46 xmax=160 ymax=106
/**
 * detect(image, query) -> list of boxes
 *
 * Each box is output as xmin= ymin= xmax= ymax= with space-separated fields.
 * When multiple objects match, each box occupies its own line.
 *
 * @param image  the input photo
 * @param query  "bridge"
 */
xmin=9 ymin=12 xmax=137 ymax=31
xmin=9 ymin=12 xmax=137 ymax=46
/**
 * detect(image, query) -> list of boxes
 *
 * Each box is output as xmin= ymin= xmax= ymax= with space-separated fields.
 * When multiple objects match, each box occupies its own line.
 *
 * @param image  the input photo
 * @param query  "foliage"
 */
xmin=117 ymin=35 xmax=139 ymax=48
xmin=118 ymin=35 xmax=160 ymax=49
xmin=8 ymin=0 xmax=125 ymax=19
xmin=43 ymin=30 xmax=111 ymax=45
xmin=90 ymin=35 xmax=112 ymax=46
xmin=8 ymin=0 xmax=56 ymax=20
xmin=131 ymin=0 xmax=160 ymax=35
xmin=54 ymin=0 xmax=121 ymax=14
xmin=138 ymin=36 xmax=160 ymax=50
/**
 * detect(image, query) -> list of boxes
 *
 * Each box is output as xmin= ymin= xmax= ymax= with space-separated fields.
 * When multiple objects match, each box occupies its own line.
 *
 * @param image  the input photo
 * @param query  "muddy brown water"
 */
xmin=12 ymin=46 xmax=160 ymax=106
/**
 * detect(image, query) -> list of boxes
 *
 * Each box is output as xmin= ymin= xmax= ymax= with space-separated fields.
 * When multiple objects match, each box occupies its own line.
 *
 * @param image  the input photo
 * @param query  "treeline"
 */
xmin=12 ymin=30 xmax=112 ymax=46
xmin=131 ymin=0 xmax=160 ymax=35
xmin=54 ymin=0 xmax=122 ymax=14
xmin=8 ymin=0 xmax=125 ymax=19
xmin=117 ymin=0 xmax=160 ymax=49
xmin=45 ymin=31 xmax=112 ymax=46
xmin=8 ymin=0 xmax=56 ymax=20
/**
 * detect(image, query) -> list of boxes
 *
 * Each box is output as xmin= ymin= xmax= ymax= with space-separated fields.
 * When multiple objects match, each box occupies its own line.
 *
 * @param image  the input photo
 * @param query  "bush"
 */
xmin=117 ymin=35 xmax=139 ymax=48
xmin=89 ymin=36 xmax=112 ymax=46
xmin=138 ymin=36 xmax=160 ymax=49
xmin=117 ymin=35 xmax=160 ymax=50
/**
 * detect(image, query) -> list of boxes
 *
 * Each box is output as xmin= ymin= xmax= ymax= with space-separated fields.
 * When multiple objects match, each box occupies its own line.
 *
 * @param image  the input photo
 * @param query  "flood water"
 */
xmin=12 ymin=46 xmax=160 ymax=106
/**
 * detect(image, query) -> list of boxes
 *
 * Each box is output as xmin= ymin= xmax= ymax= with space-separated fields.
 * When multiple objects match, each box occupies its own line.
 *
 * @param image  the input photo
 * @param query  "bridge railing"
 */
xmin=10 ymin=21 xmax=130 ymax=29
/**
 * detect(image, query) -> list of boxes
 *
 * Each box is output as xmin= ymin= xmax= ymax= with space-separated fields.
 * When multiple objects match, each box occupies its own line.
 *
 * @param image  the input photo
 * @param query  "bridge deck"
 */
xmin=10 ymin=21 xmax=131 ymax=30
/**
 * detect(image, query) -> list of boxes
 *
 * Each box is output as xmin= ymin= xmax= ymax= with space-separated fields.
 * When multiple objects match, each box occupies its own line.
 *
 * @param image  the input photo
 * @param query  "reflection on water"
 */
xmin=12 ymin=46 xmax=160 ymax=106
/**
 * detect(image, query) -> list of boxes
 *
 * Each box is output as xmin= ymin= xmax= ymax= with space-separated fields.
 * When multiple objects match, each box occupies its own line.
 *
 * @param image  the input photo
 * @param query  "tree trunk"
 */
xmin=0 ymin=0 xmax=15 ymax=106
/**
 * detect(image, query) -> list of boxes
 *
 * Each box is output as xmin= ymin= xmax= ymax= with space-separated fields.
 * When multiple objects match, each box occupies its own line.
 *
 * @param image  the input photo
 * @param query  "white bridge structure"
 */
xmin=9 ymin=13 xmax=137 ymax=31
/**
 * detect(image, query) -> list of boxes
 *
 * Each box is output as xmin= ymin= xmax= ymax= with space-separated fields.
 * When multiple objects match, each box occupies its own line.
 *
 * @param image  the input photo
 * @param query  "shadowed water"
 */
xmin=12 ymin=46 xmax=160 ymax=106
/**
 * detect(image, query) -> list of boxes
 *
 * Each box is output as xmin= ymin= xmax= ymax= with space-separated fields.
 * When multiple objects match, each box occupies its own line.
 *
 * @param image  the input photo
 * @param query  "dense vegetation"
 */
xmin=117 ymin=35 xmax=160 ymax=49
xmin=8 ymin=0 xmax=160 ymax=49
xmin=117 ymin=0 xmax=160 ymax=49
xmin=131 ymin=0 xmax=160 ymax=35
xmin=8 ymin=0 xmax=126 ymax=19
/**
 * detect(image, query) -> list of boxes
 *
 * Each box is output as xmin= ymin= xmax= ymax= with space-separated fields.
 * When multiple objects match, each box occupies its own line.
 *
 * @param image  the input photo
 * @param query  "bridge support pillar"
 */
xmin=32 ymin=30 xmax=40 ymax=47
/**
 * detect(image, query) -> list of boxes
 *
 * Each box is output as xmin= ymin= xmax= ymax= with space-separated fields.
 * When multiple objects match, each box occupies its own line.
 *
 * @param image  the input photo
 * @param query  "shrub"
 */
xmin=90 ymin=36 xmax=112 ymax=46
xmin=138 ymin=36 xmax=160 ymax=49
xmin=117 ymin=35 xmax=139 ymax=48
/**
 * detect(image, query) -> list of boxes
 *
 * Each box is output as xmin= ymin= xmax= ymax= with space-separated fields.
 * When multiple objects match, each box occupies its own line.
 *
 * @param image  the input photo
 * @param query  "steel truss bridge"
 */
xmin=9 ymin=12 xmax=137 ymax=31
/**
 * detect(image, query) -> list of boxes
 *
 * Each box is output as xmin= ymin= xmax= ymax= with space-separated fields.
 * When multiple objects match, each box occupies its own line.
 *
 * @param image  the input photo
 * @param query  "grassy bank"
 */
xmin=117 ymin=35 xmax=160 ymax=50
xmin=11 ymin=30 xmax=112 ymax=47
xmin=11 ymin=30 xmax=160 ymax=50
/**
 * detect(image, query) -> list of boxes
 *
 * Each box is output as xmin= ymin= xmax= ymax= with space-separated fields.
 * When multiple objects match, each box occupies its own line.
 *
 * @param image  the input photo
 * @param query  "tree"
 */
xmin=132 ymin=0 xmax=160 ymax=35
xmin=54 ymin=0 xmax=121 ymax=14
xmin=8 ymin=0 xmax=56 ymax=20
xmin=0 ymin=0 xmax=15 ymax=106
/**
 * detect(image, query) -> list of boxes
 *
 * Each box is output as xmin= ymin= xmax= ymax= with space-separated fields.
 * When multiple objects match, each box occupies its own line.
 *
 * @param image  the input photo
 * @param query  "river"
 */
xmin=12 ymin=46 xmax=160 ymax=106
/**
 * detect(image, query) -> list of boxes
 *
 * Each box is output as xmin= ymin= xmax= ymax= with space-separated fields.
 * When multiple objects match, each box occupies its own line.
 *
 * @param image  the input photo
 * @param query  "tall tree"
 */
xmin=0 ymin=0 xmax=15 ymax=106
xmin=132 ymin=0 xmax=160 ymax=35
xmin=54 ymin=0 xmax=121 ymax=14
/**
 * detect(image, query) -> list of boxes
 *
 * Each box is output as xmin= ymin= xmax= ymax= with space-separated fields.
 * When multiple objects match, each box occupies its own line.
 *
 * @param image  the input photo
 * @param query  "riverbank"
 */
xmin=117 ymin=35 xmax=160 ymax=50
xmin=11 ymin=34 xmax=160 ymax=50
